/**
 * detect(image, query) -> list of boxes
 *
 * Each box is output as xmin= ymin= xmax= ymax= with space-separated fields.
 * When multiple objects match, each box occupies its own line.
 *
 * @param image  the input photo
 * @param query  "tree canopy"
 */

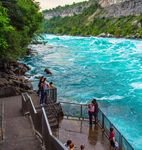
xmin=0 ymin=0 xmax=43 ymax=60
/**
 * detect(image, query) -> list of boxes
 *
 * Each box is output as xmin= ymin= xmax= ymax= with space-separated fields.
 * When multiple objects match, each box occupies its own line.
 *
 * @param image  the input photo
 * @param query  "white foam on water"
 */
xmin=130 ymin=82 xmax=142 ymax=89
xmin=134 ymin=43 xmax=142 ymax=53
xmin=97 ymin=95 xmax=124 ymax=101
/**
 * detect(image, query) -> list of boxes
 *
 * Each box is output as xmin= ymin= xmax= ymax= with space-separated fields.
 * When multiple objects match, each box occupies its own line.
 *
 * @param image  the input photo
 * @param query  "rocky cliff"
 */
xmin=43 ymin=1 xmax=93 ymax=19
xmin=44 ymin=0 xmax=142 ymax=19
xmin=99 ymin=0 xmax=127 ymax=7
xmin=0 ymin=61 xmax=33 ymax=98
xmin=100 ymin=0 xmax=142 ymax=18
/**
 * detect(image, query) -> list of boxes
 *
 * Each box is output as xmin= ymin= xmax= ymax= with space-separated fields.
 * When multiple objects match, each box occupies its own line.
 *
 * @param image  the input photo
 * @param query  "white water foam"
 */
xmin=131 ymin=82 xmax=142 ymax=89
xmin=97 ymin=95 xmax=124 ymax=101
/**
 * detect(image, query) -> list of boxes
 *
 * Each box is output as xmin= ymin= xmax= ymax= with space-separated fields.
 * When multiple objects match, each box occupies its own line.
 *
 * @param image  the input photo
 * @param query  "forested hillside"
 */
xmin=43 ymin=0 xmax=142 ymax=38
xmin=0 ymin=0 xmax=42 ymax=60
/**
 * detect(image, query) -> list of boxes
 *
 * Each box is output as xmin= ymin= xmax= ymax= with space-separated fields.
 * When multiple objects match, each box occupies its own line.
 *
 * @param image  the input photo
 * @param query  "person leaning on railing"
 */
xmin=48 ymin=82 xmax=55 ymax=89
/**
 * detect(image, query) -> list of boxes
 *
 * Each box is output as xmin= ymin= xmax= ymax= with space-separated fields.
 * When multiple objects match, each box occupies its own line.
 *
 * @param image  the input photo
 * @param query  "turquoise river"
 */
xmin=22 ymin=34 xmax=142 ymax=150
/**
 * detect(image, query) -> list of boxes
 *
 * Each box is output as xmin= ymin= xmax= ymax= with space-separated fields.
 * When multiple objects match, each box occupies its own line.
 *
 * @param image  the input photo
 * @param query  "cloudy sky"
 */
xmin=35 ymin=0 xmax=88 ymax=10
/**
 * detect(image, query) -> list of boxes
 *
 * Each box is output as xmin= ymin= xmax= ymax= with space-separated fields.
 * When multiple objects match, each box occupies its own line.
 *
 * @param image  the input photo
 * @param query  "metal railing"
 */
xmin=60 ymin=101 xmax=134 ymax=150
xmin=45 ymin=88 xmax=57 ymax=103
xmin=21 ymin=93 xmax=67 ymax=150
xmin=42 ymin=108 xmax=67 ymax=150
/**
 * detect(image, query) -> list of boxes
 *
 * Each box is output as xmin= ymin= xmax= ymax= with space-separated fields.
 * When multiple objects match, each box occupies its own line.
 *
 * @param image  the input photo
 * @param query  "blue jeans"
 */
xmin=40 ymin=90 xmax=45 ymax=104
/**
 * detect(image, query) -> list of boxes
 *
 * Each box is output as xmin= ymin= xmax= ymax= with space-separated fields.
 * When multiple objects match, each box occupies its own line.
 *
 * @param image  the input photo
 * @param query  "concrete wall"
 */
xmin=0 ymin=87 xmax=17 ymax=98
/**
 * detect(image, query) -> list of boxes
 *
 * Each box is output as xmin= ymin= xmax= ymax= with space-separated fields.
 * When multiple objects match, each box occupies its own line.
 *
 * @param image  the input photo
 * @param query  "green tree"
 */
xmin=0 ymin=0 xmax=43 ymax=60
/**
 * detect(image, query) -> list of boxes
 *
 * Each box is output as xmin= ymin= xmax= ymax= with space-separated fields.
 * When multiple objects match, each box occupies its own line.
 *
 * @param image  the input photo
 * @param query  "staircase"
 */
xmin=44 ymin=96 xmax=63 ymax=128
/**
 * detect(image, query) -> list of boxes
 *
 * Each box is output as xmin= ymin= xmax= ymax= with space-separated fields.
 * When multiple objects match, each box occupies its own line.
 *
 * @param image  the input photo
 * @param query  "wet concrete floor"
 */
xmin=53 ymin=118 xmax=110 ymax=150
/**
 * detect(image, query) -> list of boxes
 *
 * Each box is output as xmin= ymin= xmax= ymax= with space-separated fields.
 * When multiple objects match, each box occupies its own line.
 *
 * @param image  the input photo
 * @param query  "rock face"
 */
xmin=44 ymin=7 xmax=84 ymax=19
xmin=100 ymin=0 xmax=142 ymax=18
xmin=44 ymin=0 xmax=142 ymax=20
xmin=44 ymin=1 xmax=92 ymax=19
xmin=44 ymin=68 xmax=52 ymax=75
xmin=0 ymin=60 xmax=32 ymax=98
xmin=43 ymin=0 xmax=128 ymax=20
xmin=99 ymin=0 xmax=126 ymax=7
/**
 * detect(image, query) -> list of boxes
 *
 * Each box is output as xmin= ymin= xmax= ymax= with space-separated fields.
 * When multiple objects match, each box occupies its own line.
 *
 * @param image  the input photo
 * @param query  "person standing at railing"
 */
xmin=37 ymin=76 xmax=44 ymax=96
xmin=88 ymin=99 xmax=98 ymax=125
xmin=48 ymin=82 xmax=55 ymax=89
xmin=93 ymin=99 xmax=98 ymax=124
xmin=88 ymin=99 xmax=95 ymax=125
xmin=40 ymin=77 xmax=47 ymax=104
xmin=109 ymin=127 xmax=117 ymax=150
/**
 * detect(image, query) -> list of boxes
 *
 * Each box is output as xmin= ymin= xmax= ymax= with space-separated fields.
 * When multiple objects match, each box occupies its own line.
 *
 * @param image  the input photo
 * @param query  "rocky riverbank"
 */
xmin=0 ymin=60 xmax=33 ymax=98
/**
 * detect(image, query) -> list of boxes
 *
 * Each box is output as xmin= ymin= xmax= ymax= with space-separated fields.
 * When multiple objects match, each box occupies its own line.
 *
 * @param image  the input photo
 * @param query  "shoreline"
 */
xmin=44 ymin=32 xmax=142 ymax=41
xmin=0 ymin=60 xmax=33 ymax=98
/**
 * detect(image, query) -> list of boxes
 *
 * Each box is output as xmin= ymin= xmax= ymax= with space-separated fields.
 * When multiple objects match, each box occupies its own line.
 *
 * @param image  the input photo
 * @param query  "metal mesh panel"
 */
xmin=104 ymin=116 xmax=111 ymax=135
xmin=122 ymin=136 xmax=134 ymax=150
xmin=98 ymin=110 xmax=103 ymax=126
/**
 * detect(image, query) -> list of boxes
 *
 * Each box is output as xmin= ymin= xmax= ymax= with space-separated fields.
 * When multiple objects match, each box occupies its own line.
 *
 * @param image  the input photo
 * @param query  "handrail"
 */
xmin=98 ymin=108 xmax=134 ymax=150
xmin=42 ymin=107 xmax=52 ymax=135
xmin=21 ymin=92 xmax=67 ymax=150
xmin=21 ymin=93 xmax=26 ymax=102
xmin=26 ymin=93 xmax=37 ymax=114
xmin=42 ymin=106 xmax=67 ymax=150
xmin=60 ymin=101 xmax=134 ymax=150
xmin=45 ymin=88 xmax=57 ymax=103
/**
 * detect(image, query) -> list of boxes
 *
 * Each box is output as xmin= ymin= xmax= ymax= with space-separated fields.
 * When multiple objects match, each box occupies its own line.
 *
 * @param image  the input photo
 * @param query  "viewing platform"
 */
xmin=53 ymin=119 xmax=110 ymax=150
xmin=0 ymin=89 xmax=134 ymax=150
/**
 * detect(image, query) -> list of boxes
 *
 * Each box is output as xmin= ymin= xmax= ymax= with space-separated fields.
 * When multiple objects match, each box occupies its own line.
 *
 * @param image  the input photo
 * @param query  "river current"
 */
xmin=22 ymin=34 xmax=142 ymax=149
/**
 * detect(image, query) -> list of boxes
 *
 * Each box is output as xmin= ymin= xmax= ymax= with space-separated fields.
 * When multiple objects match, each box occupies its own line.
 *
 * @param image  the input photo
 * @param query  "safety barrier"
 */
xmin=60 ymin=101 xmax=134 ymax=150
xmin=45 ymin=88 xmax=57 ymax=103
xmin=21 ymin=93 xmax=67 ymax=150
xmin=21 ymin=91 xmax=134 ymax=150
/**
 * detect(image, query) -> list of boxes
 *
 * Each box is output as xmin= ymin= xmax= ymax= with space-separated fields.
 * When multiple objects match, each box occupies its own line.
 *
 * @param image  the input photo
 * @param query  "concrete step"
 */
xmin=47 ymin=113 xmax=58 ymax=128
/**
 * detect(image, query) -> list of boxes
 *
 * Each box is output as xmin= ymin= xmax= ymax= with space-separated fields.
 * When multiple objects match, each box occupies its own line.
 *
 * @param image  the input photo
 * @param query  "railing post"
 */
xmin=119 ymin=134 xmax=123 ymax=150
xmin=54 ymin=88 xmax=57 ymax=102
xmin=102 ymin=113 xmax=104 ymax=130
xmin=80 ymin=105 xmax=83 ymax=120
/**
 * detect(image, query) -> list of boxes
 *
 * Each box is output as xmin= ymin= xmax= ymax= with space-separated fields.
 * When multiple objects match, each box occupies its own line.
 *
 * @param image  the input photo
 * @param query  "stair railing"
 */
xmin=21 ymin=93 xmax=67 ymax=150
